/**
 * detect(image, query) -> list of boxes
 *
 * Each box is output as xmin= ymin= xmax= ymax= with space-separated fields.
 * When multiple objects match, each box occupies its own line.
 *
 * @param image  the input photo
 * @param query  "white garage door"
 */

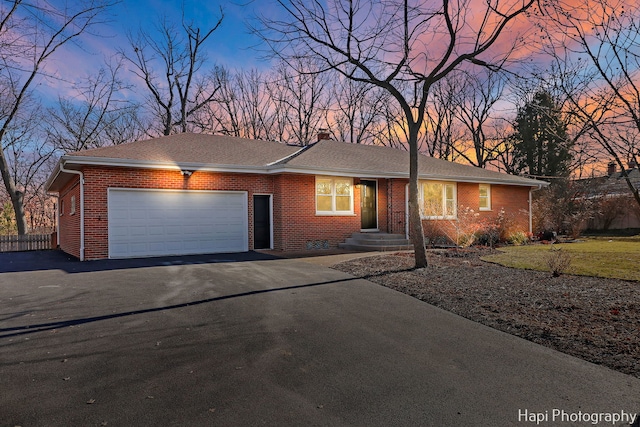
xmin=108 ymin=188 xmax=248 ymax=258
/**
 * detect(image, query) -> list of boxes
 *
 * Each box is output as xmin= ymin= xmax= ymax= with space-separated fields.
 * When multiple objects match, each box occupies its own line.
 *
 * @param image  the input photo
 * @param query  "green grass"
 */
xmin=481 ymin=236 xmax=640 ymax=281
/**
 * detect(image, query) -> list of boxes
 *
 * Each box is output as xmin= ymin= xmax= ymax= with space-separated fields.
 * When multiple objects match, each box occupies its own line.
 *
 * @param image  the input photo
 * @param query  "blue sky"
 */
xmin=111 ymin=0 xmax=267 ymax=68
xmin=47 ymin=0 xmax=268 ymax=91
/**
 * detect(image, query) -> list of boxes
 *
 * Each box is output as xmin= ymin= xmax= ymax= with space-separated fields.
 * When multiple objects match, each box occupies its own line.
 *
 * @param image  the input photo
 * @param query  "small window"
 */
xmin=316 ymin=177 xmax=353 ymax=215
xmin=70 ymin=195 xmax=76 ymax=215
xmin=420 ymin=181 xmax=456 ymax=219
xmin=479 ymin=184 xmax=491 ymax=211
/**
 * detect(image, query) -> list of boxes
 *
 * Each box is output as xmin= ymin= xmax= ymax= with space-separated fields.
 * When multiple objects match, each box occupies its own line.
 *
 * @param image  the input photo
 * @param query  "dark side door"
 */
xmin=253 ymin=195 xmax=271 ymax=249
xmin=360 ymin=180 xmax=377 ymax=229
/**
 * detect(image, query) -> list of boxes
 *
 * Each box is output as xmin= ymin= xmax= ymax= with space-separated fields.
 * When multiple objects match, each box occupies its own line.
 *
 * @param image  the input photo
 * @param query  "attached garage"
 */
xmin=107 ymin=188 xmax=248 ymax=258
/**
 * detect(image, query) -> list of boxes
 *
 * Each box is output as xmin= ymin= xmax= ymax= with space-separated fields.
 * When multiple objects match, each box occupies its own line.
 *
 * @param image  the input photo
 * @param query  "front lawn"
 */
xmin=482 ymin=237 xmax=640 ymax=281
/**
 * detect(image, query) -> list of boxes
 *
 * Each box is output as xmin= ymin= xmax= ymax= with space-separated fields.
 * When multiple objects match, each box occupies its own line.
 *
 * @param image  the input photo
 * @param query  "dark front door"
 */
xmin=360 ymin=180 xmax=377 ymax=229
xmin=253 ymin=195 xmax=271 ymax=249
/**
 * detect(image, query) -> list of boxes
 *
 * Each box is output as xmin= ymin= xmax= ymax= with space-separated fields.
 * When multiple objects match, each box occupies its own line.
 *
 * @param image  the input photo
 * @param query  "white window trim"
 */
xmin=70 ymin=195 xmax=76 ymax=215
xmin=419 ymin=180 xmax=457 ymax=220
xmin=479 ymin=184 xmax=491 ymax=211
xmin=315 ymin=176 xmax=354 ymax=215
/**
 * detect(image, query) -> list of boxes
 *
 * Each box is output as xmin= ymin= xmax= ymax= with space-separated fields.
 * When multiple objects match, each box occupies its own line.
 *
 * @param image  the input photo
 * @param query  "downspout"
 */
xmin=59 ymin=164 xmax=85 ymax=261
xmin=529 ymin=184 xmax=543 ymax=234
xmin=45 ymin=191 xmax=59 ymax=247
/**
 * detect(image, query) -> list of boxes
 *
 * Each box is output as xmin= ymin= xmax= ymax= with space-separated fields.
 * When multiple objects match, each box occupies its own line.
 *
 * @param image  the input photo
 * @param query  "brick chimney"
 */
xmin=317 ymin=128 xmax=330 ymax=142
xmin=607 ymin=161 xmax=616 ymax=175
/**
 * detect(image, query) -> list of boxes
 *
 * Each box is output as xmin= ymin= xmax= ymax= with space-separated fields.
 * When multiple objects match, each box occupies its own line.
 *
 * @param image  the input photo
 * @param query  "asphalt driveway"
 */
xmin=1 ymin=251 xmax=639 ymax=426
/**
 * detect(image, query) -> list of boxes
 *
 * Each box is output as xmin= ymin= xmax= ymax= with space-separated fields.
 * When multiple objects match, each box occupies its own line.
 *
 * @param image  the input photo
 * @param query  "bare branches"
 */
xmin=120 ymin=8 xmax=224 ymax=136
xmin=0 ymin=0 xmax=114 ymax=234
xmin=47 ymin=60 xmax=144 ymax=152
xmin=256 ymin=0 xmax=536 ymax=268
xmin=540 ymin=0 xmax=640 ymax=207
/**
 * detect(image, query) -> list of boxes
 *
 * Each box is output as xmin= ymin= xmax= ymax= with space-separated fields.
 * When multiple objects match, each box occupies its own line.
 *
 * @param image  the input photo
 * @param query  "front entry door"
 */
xmin=360 ymin=180 xmax=377 ymax=229
xmin=253 ymin=195 xmax=271 ymax=249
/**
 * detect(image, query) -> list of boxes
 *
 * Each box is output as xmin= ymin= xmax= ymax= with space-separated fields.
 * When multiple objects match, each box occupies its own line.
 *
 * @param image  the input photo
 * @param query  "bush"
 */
xmin=545 ymin=246 xmax=572 ymax=277
xmin=532 ymin=178 xmax=598 ymax=239
xmin=508 ymin=231 xmax=530 ymax=246
xmin=476 ymin=229 xmax=500 ymax=248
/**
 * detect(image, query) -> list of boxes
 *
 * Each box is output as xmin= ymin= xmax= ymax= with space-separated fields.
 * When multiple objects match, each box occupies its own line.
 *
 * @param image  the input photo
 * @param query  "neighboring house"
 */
xmin=585 ymin=162 xmax=640 ymax=230
xmin=45 ymin=133 xmax=546 ymax=260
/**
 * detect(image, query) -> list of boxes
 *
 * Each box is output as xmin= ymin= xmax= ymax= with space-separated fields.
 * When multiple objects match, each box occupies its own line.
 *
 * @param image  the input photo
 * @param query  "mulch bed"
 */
xmin=332 ymin=248 xmax=640 ymax=379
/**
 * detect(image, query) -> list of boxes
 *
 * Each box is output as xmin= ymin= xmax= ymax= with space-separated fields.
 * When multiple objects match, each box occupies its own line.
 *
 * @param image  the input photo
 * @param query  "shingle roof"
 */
xmin=601 ymin=168 xmax=640 ymax=194
xmin=66 ymin=133 xmax=300 ymax=166
xmin=287 ymin=140 xmax=543 ymax=186
xmin=47 ymin=133 xmax=546 ymax=191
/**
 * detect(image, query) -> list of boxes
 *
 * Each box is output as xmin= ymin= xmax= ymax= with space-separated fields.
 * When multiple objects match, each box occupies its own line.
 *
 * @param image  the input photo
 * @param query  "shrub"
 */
xmin=476 ymin=227 xmax=500 ymax=248
xmin=444 ymin=206 xmax=482 ymax=248
xmin=532 ymin=178 xmax=599 ymax=239
xmin=508 ymin=231 xmax=529 ymax=246
xmin=545 ymin=246 xmax=572 ymax=277
xmin=0 ymin=201 xmax=17 ymax=235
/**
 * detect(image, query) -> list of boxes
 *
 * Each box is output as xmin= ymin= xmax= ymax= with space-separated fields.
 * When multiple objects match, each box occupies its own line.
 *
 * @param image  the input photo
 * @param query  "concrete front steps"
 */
xmin=338 ymin=232 xmax=413 ymax=252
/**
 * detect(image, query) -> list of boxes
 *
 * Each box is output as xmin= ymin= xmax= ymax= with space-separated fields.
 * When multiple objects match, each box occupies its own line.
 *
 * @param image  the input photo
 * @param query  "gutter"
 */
xmin=58 ymin=155 xmax=547 ymax=188
xmin=59 ymin=162 xmax=85 ymax=261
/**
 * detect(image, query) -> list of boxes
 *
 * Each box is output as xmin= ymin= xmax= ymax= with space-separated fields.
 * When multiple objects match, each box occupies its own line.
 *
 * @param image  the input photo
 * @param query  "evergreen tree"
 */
xmin=1 ymin=201 xmax=17 ymax=235
xmin=511 ymin=90 xmax=572 ymax=177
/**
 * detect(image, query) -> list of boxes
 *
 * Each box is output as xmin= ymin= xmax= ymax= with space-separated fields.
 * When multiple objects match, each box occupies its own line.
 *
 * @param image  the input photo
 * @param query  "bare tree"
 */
xmin=201 ymin=66 xmax=280 ymax=141
xmin=327 ymin=76 xmax=387 ymax=145
xmin=0 ymin=0 xmax=114 ymax=235
xmin=47 ymin=60 xmax=144 ymax=152
xmin=0 ymin=87 xmax=57 ymax=232
xmin=258 ymin=0 xmax=536 ymax=267
xmin=121 ymin=9 xmax=224 ymax=136
xmin=450 ymin=71 xmax=507 ymax=168
xmin=268 ymin=59 xmax=331 ymax=145
xmin=541 ymin=0 xmax=640 ymax=208
xmin=424 ymin=75 xmax=466 ymax=160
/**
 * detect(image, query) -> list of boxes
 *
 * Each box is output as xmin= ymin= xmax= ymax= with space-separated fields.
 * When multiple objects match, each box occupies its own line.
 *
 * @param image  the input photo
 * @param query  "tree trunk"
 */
xmin=11 ymin=190 xmax=27 ymax=235
xmin=0 ymin=150 xmax=28 ymax=235
xmin=408 ymin=127 xmax=427 ymax=268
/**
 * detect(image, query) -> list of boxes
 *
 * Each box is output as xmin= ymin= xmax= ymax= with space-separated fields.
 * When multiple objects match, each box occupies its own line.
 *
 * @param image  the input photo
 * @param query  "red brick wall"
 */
xmin=274 ymin=174 xmax=362 ymax=251
xmin=57 ymin=166 xmax=533 ymax=259
xmin=480 ymin=184 xmax=530 ymax=232
xmin=58 ymin=176 xmax=82 ymax=259
xmin=79 ymin=167 xmax=277 ymax=259
xmin=388 ymin=179 xmax=408 ymax=235
xmin=375 ymin=179 xmax=389 ymax=233
xmin=421 ymin=182 xmax=531 ymax=244
xmin=58 ymin=167 xmax=388 ymax=258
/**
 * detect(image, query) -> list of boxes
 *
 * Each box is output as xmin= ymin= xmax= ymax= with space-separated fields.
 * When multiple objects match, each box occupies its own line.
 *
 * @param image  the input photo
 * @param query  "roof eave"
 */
xmin=60 ymin=156 xmax=270 ymax=174
xmin=45 ymin=160 xmax=65 ymax=193
xmin=269 ymin=164 xmax=548 ymax=186
xmin=45 ymin=155 xmax=549 ymax=191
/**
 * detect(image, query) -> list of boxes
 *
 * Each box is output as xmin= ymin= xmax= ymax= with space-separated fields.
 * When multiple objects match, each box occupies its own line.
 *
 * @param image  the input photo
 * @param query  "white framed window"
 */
xmin=70 ymin=195 xmax=76 ymax=215
xmin=420 ymin=181 xmax=456 ymax=219
xmin=316 ymin=177 xmax=353 ymax=215
xmin=479 ymin=184 xmax=491 ymax=211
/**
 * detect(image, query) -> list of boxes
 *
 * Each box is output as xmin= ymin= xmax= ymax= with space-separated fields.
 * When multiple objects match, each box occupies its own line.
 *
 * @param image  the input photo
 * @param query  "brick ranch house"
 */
xmin=45 ymin=133 xmax=546 ymax=260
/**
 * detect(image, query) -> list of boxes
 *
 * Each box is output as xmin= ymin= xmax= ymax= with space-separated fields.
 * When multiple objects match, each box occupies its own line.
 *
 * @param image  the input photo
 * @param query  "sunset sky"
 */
xmin=47 ymin=0 xmax=542 ymax=91
xmin=44 ymin=0 xmax=268 ymax=96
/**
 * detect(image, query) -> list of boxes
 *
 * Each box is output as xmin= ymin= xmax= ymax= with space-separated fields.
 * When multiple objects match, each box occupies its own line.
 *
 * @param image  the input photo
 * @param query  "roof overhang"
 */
xmin=45 ymin=156 xmax=271 ymax=193
xmin=46 ymin=154 xmax=549 ymax=193
xmin=266 ymin=164 xmax=549 ymax=187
